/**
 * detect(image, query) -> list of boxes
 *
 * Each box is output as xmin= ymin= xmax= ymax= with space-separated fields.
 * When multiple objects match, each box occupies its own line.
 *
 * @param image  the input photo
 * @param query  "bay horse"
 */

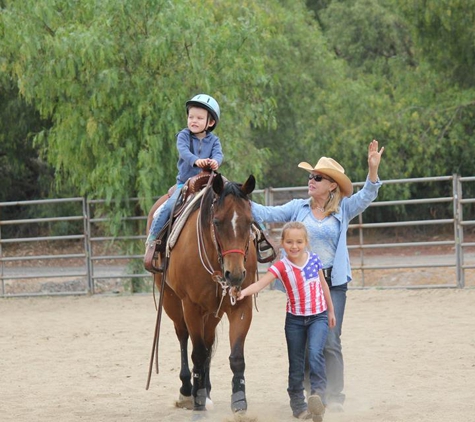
xmin=146 ymin=172 xmax=257 ymax=413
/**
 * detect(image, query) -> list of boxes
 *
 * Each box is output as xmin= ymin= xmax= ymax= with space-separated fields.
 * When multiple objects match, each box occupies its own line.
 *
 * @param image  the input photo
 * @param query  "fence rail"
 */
xmin=1 ymin=174 xmax=475 ymax=297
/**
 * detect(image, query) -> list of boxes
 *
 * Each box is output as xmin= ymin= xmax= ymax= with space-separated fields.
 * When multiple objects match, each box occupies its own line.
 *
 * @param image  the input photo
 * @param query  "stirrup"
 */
xmin=256 ymin=236 xmax=276 ymax=263
xmin=144 ymin=240 xmax=164 ymax=273
xmin=257 ymin=245 xmax=277 ymax=263
xmin=257 ymin=238 xmax=274 ymax=252
xmin=252 ymin=222 xmax=277 ymax=263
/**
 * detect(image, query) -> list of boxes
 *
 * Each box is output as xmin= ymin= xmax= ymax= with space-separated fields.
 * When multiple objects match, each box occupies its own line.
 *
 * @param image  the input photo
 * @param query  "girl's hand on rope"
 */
xmin=236 ymin=288 xmax=248 ymax=301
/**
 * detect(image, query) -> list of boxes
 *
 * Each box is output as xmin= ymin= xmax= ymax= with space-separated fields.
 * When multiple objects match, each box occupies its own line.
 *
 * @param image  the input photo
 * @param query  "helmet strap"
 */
xmin=206 ymin=114 xmax=216 ymax=131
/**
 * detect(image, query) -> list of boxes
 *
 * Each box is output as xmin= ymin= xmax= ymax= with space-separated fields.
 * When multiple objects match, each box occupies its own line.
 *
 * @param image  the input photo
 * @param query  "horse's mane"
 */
xmin=197 ymin=180 xmax=248 ymax=224
xmin=217 ymin=182 xmax=248 ymax=205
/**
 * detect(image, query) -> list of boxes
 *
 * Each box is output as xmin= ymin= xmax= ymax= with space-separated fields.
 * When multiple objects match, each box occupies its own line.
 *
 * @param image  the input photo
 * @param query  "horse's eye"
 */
xmin=213 ymin=218 xmax=221 ymax=227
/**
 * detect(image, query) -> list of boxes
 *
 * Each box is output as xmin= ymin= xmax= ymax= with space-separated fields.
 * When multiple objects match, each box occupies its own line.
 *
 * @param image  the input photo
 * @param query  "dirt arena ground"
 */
xmin=1 ymin=288 xmax=474 ymax=422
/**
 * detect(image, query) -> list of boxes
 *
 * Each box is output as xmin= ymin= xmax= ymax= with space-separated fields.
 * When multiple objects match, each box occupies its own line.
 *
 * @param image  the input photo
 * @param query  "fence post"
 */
xmin=83 ymin=196 xmax=93 ymax=294
xmin=453 ymin=174 xmax=464 ymax=288
xmin=0 ymin=206 xmax=4 ymax=297
xmin=265 ymin=187 xmax=272 ymax=206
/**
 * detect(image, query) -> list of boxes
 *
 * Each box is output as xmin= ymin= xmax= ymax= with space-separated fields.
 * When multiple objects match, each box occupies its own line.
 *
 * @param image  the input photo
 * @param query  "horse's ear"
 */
xmin=212 ymin=173 xmax=224 ymax=195
xmin=241 ymin=175 xmax=255 ymax=196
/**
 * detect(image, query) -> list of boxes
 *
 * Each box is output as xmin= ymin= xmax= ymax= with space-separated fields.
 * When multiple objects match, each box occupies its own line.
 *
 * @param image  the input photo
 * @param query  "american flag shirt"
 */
xmin=269 ymin=252 xmax=327 ymax=316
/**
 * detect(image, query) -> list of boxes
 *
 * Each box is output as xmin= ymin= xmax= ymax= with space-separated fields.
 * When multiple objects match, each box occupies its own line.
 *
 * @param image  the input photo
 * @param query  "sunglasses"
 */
xmin=308 ymin=174 xmax=332 ymax=182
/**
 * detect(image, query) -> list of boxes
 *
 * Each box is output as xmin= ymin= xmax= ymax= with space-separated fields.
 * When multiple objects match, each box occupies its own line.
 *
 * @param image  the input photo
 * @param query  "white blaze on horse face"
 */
xmin=231 ymin=211 xmax=239 ymax=237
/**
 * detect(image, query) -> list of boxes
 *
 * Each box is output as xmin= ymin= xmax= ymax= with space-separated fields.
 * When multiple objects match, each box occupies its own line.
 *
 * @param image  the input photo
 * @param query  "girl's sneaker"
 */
xmin=295 ymin=410 xmax=313 ymax=419
xmin=308 ymin=395 xmax=325 ymax=421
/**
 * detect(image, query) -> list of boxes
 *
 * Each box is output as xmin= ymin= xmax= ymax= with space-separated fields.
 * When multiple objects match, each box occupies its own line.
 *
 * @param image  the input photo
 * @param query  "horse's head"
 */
xmin=210 ymin=173 xmax=256 ymax=288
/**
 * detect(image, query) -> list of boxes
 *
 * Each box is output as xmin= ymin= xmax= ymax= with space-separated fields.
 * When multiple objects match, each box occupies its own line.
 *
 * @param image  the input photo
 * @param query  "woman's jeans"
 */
xmin=285 ymin=311 xmax=328 ymax=416
xmin=324 ymin=283 xmax=348 ymax=405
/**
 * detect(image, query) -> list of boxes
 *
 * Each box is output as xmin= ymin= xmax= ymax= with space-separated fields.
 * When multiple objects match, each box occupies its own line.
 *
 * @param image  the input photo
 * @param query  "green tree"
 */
xmin=248 ymin=0 xmax=349 ymax=188
xmin=310 ymin=0 xmax=475 ymax=219
xmin=1 ymin=0 xmax=353 ymax=203
xmin=1 ymin=0 xmax=275 ymax=215
xmin=3 ymin=0 xmax=475 ymax=231
xmin=397 ymin=0 xmax=475 ymax=88
xmin=0 ymin=74 xmax=51 ymax=203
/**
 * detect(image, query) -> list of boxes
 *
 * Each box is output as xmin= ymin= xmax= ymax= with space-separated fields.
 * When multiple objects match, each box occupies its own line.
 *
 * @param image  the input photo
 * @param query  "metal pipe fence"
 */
xmin=1 ymin=175 xmax=474 ymax=297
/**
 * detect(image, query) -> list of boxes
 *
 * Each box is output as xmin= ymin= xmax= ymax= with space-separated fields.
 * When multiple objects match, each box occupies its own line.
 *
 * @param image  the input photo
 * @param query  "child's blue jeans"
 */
xmin=285 ymin=311 xmax=329 ymax=416
xmin=148 ymin=183 xmax=184 ymax=240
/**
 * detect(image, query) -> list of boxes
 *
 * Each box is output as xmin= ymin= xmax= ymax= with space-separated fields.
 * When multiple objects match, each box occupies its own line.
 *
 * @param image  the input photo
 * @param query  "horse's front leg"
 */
xmin=227 ymin=302 xmax=253 ymax=413
xmin=190 ymin=346 xmax=210 ymax=411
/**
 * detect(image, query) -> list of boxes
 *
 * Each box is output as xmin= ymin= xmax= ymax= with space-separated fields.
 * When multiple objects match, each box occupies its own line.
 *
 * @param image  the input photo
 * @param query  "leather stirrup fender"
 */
xmin=144 ymin=241 xmax=163 ymax=273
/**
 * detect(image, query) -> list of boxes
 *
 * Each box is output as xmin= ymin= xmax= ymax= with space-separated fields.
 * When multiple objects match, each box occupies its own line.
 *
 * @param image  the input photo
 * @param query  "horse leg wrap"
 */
xmin=231 ymin=390 xmax=247 ymax=412
xmin=194 ymin=388 xmax=207 ymax=411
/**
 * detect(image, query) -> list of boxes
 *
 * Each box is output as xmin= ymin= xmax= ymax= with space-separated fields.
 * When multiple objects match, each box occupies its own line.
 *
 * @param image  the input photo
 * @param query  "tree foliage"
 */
xmin=397 ymin=0 xmax=475 ymax=88
xmin=1 ymin=0 xmax=475 ymax=230
xmin=311 ymin=0 xmax=475 ymax=207
xmin=1 ymin=0 xmax=279 ymax=210
xmin=0 ymin=74 xmax=51 ymax=202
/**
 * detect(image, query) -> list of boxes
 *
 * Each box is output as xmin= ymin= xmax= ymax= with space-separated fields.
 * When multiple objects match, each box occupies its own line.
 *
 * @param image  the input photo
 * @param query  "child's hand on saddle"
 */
xmin=195 ymin=159 xmax=210 ymax=168
xmin=208 ymin=159 xmax=219 ymax=170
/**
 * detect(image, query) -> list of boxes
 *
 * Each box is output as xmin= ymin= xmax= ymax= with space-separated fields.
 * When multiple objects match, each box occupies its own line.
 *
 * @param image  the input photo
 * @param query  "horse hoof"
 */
xmin=205 ymin=397 xmax=214 ymax=410
xmin=233 ymin=404 xmax=247 ymax=414
xmin=175 ymin=393 xmax=193 ymax=409
xmin=231 ymin=391 xmax=247 ymax=413
xmin=191 ymin=412 xmax=207 ymax=421
xmin=193 ymin=387 xmax=208 ymax=411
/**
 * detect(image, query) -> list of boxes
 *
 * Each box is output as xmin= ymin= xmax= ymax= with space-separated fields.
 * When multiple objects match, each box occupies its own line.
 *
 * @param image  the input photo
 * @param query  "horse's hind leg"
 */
xmin=201 ymin=315 xmax=222 ymax=407
xmin=175 ymin=331 xmax=193 ymax=409
xmin=160 ymin=280 xmax=193 ymax=408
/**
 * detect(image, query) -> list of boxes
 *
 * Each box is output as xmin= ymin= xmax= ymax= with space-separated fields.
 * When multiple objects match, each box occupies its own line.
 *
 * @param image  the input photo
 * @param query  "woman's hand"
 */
xmin=328 ymin=310 xmax=336 ymax=329
xmin=368 ymin=139 xmax=384 ymax=182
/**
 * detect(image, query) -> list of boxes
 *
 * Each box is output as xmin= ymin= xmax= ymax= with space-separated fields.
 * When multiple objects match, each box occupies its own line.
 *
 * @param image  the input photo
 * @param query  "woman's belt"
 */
xmin=323 ymin=267 xmax=332 ymax=286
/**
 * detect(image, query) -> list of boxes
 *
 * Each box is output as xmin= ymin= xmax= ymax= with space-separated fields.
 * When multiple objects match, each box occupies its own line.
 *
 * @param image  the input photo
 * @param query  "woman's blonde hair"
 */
xmin=310 ymin=178 xmax=343 ymax=216
xmin=280 ymin=221 xmax=309 ymax=243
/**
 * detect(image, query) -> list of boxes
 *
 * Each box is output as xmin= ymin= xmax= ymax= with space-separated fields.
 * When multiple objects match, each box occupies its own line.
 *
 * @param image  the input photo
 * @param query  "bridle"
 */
xmin=196 ymin=182 xmax=251 ymax=312
xmin=211 ymin=201 xmax=251 ymax=263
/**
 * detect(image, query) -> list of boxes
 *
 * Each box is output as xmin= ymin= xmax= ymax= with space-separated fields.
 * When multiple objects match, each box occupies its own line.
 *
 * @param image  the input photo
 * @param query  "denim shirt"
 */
xmin=251 ymin=177 xmax=382 ymax=286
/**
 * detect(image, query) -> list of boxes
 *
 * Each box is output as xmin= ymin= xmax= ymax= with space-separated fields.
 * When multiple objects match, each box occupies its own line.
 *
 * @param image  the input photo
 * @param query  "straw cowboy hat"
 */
xmin=298 ymin=157 xmax=353 ymax=197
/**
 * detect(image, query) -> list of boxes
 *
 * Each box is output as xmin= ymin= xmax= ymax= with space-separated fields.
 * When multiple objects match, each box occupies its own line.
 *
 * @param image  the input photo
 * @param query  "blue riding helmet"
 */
xmin=186 ymin=94 xmax=220 ymax=131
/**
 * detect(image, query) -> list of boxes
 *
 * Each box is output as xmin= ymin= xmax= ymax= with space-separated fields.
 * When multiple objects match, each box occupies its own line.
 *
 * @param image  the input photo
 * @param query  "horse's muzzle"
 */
xmin=224 ymin=269 xmax=247 ymax=287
